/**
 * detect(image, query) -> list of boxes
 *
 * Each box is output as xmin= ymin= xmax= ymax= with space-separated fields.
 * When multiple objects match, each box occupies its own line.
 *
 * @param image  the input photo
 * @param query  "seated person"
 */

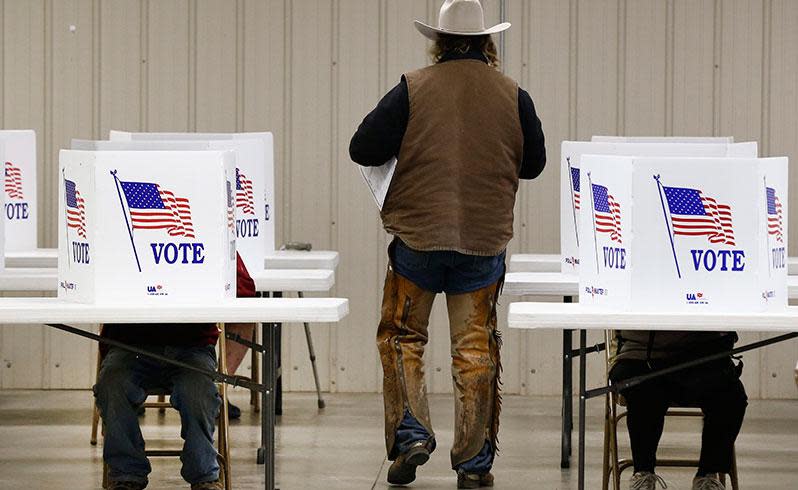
xmin=94 ymin=253 xmax=256 ymax=490
xmin=609 ymin=330 xmax=747 ymax=490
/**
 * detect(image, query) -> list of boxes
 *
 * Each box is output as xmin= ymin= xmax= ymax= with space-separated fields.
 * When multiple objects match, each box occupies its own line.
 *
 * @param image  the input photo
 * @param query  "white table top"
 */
xmin=505 ymin=272 xmax=798 ymax=300
xmin=0 ymin=268 xmax=336 ymax=294
xmin=503 ymin=272 xmax=579 ymax=297
xmin=251 ymin=269 xmax=335 ymax=292
xmin=5 ymin=248 xmax=58 ymax=268
xmin=5 ymin=248 xmax=341 ymax=272
xmin=508 ymin=302 xmax=798 ymax=332
xmin=0 ymin=297 xmax=349 ymax=324
xmin=264 ymin=250 xmax=339 ymax=271
xmin=509 ymin=253 xmax=798 ymax=275
xmin=508 ymin=254 xmax=561 ymax=273
xmin=0 ymin=267 xmax=57 ymax=292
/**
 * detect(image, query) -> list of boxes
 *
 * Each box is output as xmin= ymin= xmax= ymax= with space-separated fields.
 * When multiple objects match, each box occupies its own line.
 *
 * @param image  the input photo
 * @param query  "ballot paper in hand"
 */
xmin=359 ymin=158 xmax=396 ymax=210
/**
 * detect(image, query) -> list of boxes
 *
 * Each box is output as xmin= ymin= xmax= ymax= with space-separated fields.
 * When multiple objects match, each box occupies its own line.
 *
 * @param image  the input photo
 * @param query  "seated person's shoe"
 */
xmin=107 ymin=481 xmax=147 ymax=490
xmin=692 ymin=474 xmax=726 ymax=490
xmin=456 ymin=470 xmax=494 ymax=489
xmin=630 ymin=472 xmax=668 ymax=490
xmin=227 ymin=402 xmax=241 ymax=420
xmin=191 ymin=479 xmax=223 ymax=490
xmin=387 ymin=441 xmax=430 ymax=485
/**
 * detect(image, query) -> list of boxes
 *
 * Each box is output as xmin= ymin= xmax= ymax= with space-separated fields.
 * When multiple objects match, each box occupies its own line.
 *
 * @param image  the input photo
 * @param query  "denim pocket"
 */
xmin=394 ymin=241 xmax=429 ymax=271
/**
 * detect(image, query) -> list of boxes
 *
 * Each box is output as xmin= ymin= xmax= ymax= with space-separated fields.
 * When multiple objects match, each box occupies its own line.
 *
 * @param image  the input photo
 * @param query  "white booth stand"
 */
xmin=1 ymin=130 xmax=37 ymax=253
xmin=508 ymin=302 xmax=798 ymax=490
xmin=0 ymin=296 xmax=349 ymax=490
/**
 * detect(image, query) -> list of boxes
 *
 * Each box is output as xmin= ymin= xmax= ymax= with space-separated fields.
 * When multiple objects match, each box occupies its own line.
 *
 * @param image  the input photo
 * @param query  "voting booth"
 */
xmin=0 ymin=139 xmax=4 ymax=269
xmin=592 ymin=136 xmax=734 ymax=143
xmin=58 ymin=150 xmax=237 ymax=304
xmin=578 ymin=155 xmax=788 ymax=313
xmin=109 ymin=131 xmax=276 ymax=256
xmin=72 ymin=138 xmax=267 ymax=273
xmin=560 ymin=141 xmax=759 ymax=276
xmin=1 ymin=130 xmax=37 ymax=251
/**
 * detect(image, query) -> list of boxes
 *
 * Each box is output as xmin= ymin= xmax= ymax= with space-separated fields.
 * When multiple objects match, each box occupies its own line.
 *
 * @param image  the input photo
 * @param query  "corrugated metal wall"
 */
xmin=1 ymin=0 xmax=796 ymax=398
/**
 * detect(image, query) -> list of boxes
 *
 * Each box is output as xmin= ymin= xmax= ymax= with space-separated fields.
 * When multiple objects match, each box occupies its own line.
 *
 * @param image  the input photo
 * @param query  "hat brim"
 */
xmin=413 ymin=20 xmax=511 ymax=41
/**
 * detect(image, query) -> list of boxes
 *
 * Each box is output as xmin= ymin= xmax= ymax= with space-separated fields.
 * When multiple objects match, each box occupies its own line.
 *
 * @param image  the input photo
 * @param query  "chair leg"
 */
xmin=218 ymin=323 xmax=233 ymax=490
xmin=157 ymin=394 xmax=167 ymax=414
xmin=91 ymin=346 xmax=103 ymax=445
xmin=91 ymin=404 xmax=101 ymax=446
xmin=730 ymin=446 xmax=740 ymax=490
xmin=250 ymin=324 xmax=261 ymax=412
xmin=602 ymin=394 xmax=612 ymax=490
xmin=610 ymin=394 xmax=622 ymax=490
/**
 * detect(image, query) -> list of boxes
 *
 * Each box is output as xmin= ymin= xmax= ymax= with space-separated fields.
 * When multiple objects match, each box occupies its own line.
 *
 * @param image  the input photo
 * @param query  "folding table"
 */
xmin=508 ymin=302 xmax=798 ymax=490
xmin=503 ymin=269 xmax=798 ymax=470
xmin=0 ymin=296 xmax=349 ymax=490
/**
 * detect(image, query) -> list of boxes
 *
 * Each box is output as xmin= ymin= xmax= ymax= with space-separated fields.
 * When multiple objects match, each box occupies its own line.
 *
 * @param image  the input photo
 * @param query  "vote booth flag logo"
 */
xmin=236 ymin=168 xmax=255 ymax=215
xmin=64 ymin=178 xmax=86 ymax=238
xmin=226 ymin=180 xmax=235 ymax=229
xmin=4 ymin=161 xmax=24 ymax=200
xmin=766 ymin=187 xmax=783 ymax=243
xmin=591 ymin=183 xmax=622 ymax=243
xmin=662 ymin=185 xmax=736 ymax=246
xmin=119 ymin=180 xmax=195 ymax=239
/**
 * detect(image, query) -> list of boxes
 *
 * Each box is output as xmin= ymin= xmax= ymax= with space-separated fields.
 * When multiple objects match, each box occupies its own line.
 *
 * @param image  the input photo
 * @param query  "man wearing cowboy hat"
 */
xmin=350 ymin=1 xmax=545 ymax=488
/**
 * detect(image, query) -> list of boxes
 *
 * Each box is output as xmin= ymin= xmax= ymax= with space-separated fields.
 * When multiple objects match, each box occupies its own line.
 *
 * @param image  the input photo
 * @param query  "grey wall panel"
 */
xmin=1 ymin=1 xmax=796 ymax=397
xmin=99 ymin=0 xmax=142 ymax=137
xmin=145 ymin=0 xmax=191 ymax=132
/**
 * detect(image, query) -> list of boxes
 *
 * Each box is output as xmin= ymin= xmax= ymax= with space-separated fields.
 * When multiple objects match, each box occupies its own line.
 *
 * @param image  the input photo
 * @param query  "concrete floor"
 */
xmin=0 ymin=390 xmax=795 ymax=489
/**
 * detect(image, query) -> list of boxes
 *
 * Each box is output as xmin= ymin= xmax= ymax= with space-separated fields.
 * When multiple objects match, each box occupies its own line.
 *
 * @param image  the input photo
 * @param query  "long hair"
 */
xmin=429 ymin=34 xmax=500 ymax=69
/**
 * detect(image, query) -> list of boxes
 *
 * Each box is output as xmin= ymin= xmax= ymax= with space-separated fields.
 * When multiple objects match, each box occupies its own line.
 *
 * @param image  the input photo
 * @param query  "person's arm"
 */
xmin=518 ymin=88 xmax=546 ymax=180
xmin=349 ymin=77 xmax=409 ymax=167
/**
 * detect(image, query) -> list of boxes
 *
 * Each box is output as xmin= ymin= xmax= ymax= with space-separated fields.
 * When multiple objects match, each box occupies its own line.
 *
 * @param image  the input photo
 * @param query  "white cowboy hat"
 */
xmin=414 ymin=0 xmax=511 ymax=40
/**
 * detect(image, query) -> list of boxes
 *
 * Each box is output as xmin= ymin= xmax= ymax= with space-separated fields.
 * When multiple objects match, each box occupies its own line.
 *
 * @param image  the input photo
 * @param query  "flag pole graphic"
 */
xmin=567 ymin=157 xmax=580 ymax=246
xmin=764 ymin=176 xmax=771 ymax=277
xmin=111 ymin=170 xmax=142 ymax=273
xmin=61 ymin=169 xmax=71 ymax=268
xmin=655 ymin=175 xmax=681 ymax=279
xmin=587 ymin=172 xmax=600 ymax=274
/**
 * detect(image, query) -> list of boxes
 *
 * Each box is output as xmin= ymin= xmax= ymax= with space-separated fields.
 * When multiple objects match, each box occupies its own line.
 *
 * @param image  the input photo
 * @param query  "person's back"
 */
xmin=349 ymin=1 xmax=545 ymax=488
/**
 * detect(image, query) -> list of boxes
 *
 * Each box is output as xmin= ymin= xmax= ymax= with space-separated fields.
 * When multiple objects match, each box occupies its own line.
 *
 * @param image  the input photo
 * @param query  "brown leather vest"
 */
xmin=381 ymin=59 xmax=523 ymax=256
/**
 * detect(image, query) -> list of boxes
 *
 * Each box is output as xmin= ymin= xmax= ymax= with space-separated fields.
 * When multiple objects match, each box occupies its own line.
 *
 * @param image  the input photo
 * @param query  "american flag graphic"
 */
xmin=5 ymin=161 xmax=24 ymax=200
xmin=767 ymin=187 xmax=783 ymax=243
xmin=570 ymin=165 xmax=580 ymax=210
xmin=120 ymin=181 xmax=195 ymax=239
xmin=663 ymin=186 xmax=736 ymax=246
xmin=236 ymin=168 xmax=255 ymax=215
xmin=591 ymin=184 xmax=622 ymax=243
xmin=226 ymin=180 xmax=235 ymax=229
xmin=64 ymin=179 xmax=86 ymax=238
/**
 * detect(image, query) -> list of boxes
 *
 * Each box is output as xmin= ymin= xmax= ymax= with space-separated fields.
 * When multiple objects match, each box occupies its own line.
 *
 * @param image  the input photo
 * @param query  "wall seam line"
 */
xmin=140 ymin=0 xmax=148 ymax=131
xmin=665 ymin=0 xmax=675 ymax=136
xmin=616 ymin=0 xmax=626 ymax=136
xmin=760 ymin=0 xmax=772 ymax=157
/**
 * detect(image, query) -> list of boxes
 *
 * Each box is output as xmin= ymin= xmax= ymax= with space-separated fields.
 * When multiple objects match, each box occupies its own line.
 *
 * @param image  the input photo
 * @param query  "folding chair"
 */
xmin=601 ymin=330 xmax=740 ymax=490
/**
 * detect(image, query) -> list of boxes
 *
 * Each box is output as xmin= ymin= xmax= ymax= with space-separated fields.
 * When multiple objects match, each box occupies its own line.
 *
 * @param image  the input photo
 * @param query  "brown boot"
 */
xmin=190 ymin=479 xmax=223 ymax=490
xmin=446 ymin=280 xmax=503 ymax=469
xmin=386 ymin=440 xmax=432 ymax=485
xmin=457 ymin=470 xmax=495 ymax=489
xmin=377 ymin=266 xmax=437 ymax=461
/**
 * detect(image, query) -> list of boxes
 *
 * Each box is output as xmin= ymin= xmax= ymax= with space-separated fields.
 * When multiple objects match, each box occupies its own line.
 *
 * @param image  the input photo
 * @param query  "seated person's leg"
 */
xmin=167 ymin=345 xmax=223 ymax=486
xmin=610 ymin=360 xmax=671 ymax=476
xmin=93 ymin=347 xmax=155 ymax=487
xmin=677 ymin=358 xmax=747 ymax=479
xmin=223 ymin=322 xmax=255 ymax=374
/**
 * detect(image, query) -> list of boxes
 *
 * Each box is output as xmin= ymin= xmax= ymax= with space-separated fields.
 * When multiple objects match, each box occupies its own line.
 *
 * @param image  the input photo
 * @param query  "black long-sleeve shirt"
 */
xmin=350 ymin=51 xmax=546 ymax=180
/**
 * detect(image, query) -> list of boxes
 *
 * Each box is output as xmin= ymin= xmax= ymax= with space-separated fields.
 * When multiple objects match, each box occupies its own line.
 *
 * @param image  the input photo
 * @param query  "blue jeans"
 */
xmin=390 ymin=238 xmax=503 ymax=474
xmin=391 ymin=239 xmax=505 ymax=294
xmin=93 ymin=345 xmax=222 ymax=486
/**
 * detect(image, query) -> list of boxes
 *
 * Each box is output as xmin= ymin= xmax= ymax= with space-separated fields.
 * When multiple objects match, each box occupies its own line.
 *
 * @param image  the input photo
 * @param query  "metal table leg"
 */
xmin=274 ymin=291 xmax=283 ymax=416
xmin=578 ymin=329 xmax=587 ymax=490
xmin=561 ymin=295 xmax=574 ymax=469
xmin=256 ymin=317 xmax=277 ymax=490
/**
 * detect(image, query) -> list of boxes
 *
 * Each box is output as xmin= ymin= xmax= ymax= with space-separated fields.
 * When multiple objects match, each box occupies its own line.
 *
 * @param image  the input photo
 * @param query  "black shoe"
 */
xmin=227 ymin=402 xmax=241 ymax=420
xmin=387 ymin=441 xmax=431 ymax=486
xmin=457 ymin=470 xmax=494 ymax=489
xmin=107 ymin=480 xmax=147 ymax=490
